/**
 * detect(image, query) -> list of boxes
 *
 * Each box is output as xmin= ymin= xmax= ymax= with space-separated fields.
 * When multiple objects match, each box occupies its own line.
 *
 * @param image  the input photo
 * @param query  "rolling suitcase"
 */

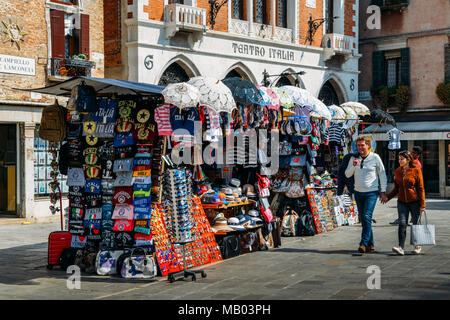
xmin=47 ymin=231 xmax=72 ymax=269
xmin=47 ymin=185 xmax=71 ymax=269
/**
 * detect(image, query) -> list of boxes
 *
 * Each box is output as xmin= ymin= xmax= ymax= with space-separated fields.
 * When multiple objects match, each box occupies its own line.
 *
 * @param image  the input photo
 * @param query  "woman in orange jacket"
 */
xmin=382 ymin=150 xmax=426 ymax=255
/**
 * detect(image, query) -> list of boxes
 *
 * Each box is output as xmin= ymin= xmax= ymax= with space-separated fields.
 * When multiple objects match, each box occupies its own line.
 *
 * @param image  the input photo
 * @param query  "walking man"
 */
xmin=345 ymin=136 xmax=387 ymax=253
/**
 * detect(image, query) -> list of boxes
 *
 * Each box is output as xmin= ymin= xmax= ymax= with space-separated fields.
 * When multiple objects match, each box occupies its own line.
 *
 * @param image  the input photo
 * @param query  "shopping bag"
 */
xmin=410 ymin=211 xmax=435 ymax=246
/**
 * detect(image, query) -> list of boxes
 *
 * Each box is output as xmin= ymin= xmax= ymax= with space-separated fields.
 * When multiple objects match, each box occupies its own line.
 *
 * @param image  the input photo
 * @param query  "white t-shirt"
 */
xmin=345 ymin=152 xmax=387 ymax=193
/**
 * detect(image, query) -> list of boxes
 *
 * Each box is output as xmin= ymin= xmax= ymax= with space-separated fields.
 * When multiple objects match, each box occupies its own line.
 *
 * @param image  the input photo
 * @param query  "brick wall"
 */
xmin=344 ymin=0 xmax=356 ymax=37
xmin=0 ymin=0 xmax=48 ymax=102
xmin=104 ymin=0 xmax=122 ymax=68
xmin=298 ymin=0 xmax=324 ymax=47
xmin=82 ymin=0 xmax=105 ymax=78
xmin=143 ymin=0 xmax=165 ymax=21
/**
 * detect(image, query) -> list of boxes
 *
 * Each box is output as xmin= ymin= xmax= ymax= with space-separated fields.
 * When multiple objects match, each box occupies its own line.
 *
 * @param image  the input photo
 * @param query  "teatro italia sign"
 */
xmin=231 ymin=42 xmax=295 ymax=62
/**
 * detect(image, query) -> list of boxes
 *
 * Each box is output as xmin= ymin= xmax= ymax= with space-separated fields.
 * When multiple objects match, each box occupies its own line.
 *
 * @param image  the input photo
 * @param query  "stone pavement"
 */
xmin=0 ymin=199 xmax=449 ymax=300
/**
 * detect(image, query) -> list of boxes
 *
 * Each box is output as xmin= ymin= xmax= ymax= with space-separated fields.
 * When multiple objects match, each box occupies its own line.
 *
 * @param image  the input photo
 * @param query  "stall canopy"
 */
xmin=16 ymin=76 xmax=165 ymax=96
xmin=363 ymin=121 xmax=450 ymax=134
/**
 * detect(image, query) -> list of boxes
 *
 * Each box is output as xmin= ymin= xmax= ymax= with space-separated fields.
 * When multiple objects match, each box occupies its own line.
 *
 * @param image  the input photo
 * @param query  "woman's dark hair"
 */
xmin=399 ymin=150 xmax=416 ymax=168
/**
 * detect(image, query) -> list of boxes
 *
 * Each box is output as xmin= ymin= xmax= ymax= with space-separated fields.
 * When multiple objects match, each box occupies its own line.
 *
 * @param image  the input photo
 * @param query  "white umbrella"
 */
xmin=187 ymin=76 xmax=236 ymax=113
xmin=328 ymin=104 xmax=347 ymax=122
xmin=341 ymin=105 xmax=358 ymax=128
xmin=280 ymin=86 xmax=316 ymax=107
xmin=341 ymin=106 xmax=358 ymax=119
xmin=310 ymin=98 xmax=332 ymax=121
xmin=340 ymin=102 xmax=370 ymax=116
xmin=162 ymin=82 xmax=201 ymax=109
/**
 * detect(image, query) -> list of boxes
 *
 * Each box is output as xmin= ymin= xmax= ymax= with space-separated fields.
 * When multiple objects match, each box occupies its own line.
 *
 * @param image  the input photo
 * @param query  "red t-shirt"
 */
xmin=415 ymin=159 xmax=422 ymax=170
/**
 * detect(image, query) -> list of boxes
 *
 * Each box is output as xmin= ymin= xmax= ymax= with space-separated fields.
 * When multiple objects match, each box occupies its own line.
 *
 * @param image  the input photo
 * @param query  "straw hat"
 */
xmin=211 ymin=220 xmax=235 ymax=233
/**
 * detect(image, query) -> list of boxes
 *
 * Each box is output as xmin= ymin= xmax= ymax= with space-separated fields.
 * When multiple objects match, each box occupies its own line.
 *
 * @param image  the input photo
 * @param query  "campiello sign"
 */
xmin=231 ymin=42 xmax=295 ymax=61
xmin=0 ymin=54 xmax=35 ymax=76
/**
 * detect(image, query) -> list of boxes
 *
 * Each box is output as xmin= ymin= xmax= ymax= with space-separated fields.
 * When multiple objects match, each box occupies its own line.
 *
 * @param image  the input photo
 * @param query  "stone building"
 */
xmin=104 ymin=0 xmax=360 ymax=105
xmin=0 ymin=0 xmax=104 ymax=222
xmin=359 ymin=0 xmax=450 ymax=197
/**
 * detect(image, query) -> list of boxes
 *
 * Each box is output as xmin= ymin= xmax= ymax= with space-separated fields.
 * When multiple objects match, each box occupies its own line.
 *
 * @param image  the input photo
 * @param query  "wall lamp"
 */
xmin=262 ymin=69 xmax=306 ymax=87
xmin=307 ymin=15 xmax=339 ymax=45
xmin=209 ymin=0 xmax=228 ymax=30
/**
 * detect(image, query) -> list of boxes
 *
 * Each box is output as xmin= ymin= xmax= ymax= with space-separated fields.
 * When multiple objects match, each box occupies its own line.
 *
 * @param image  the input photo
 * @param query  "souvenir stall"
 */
xmin=158 ymin=77 xmax=283 ymax=259
xmin=267 ymin=88 xmax=370 ymax=237
xmin=27 ymin=76 xmax=223 ymax=281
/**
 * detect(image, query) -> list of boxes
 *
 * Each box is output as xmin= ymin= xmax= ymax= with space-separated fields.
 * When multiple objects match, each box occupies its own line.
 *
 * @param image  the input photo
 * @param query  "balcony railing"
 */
xmin=230 ymin=19 xmax=293 ymax=43
xmin=49 ymin=58 xmax=95 ymax=80
xmin=322 ymin=33 xmax=355 ymax=61
xmin=371 ymin=0 xmax=409 ymax=11
xmin=164 ymin=3 xmax=208 ymax=40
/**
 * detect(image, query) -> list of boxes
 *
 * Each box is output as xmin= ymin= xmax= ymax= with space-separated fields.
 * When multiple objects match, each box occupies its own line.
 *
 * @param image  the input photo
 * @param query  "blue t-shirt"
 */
xmin=170 ymin=107 xmax=200 ymax=136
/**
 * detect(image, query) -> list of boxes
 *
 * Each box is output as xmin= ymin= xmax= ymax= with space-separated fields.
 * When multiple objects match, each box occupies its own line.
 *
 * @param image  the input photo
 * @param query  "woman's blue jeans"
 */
xmin=354 ymin=191 xmax=379 ymax=248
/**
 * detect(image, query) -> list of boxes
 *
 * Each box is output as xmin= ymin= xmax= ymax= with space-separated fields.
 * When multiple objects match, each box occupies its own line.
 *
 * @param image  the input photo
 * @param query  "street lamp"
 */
xmin=209 ymin=0 xmax=228 ymax=30
xmin=306 ymin=15 xmax=339 ymax=45
xmin=262 ymin=69 xmax=306 ymax=87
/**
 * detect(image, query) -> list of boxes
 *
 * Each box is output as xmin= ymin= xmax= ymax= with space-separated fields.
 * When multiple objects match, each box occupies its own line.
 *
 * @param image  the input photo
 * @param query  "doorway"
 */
xmin=413 ymin=140 xmax=440 ymax=194
xmin=0 ymin=124 xmax=17 ymax=216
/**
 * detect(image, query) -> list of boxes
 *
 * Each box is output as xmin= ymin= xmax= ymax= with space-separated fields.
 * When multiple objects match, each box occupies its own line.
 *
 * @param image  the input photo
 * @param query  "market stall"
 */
xmin=23 ymin=75 xmax=384 ymax=282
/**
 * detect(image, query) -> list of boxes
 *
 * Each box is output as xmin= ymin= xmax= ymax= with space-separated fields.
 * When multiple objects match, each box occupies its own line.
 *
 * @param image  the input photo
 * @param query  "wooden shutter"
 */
xmin=80 ymin=14 xmax=90 ymax=59
xmin=400 ymin=47 xmax=410 ymax=86
xmin=445 ymin=44 xmax=450 ymax=83
xmin=50 ymin=10 xmax=65 ymax=59
xmin=372 ymin=50 xmax=386 ymax=89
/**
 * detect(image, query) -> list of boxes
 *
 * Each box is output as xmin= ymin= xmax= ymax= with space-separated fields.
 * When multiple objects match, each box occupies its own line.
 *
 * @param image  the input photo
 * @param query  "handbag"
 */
xmin=410 ymin=211 xmax=435 ymax=246
xmin=120 ymin=247 xmax=157 ymax=279
xmin=95 ymin=249 xmax=127 ymax=275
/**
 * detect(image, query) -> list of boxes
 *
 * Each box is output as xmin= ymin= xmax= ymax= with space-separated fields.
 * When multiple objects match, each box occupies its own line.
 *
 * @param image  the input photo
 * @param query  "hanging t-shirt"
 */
xmin=387 ymin=128 xmax=403 ymax=150
xmin=170 ymin=107 xmax=201 ymax=147
xmin=328 ymin=122 xmax=345 ymax=146
xmin=154 ymin=104 xmax=173 ymax=136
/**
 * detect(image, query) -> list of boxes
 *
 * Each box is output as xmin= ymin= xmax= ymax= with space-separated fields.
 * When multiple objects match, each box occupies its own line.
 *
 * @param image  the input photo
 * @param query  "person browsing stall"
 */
xmin=345 ymin=136 xmax=387 ymax=253
xmin=381 ymin=150 xmax=425 ymax=255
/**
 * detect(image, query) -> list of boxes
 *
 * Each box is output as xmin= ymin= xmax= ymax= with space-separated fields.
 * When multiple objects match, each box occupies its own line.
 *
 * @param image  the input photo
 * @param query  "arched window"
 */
xmin=224 ymin=69 xmax=242 ymax=79
xmin=318 ymin=81 xmax=340 ymax=106
xmin=158 ymin=63 xmax=190 ymax=86
xmin=275 ymin=76 xmax=292 ymax=87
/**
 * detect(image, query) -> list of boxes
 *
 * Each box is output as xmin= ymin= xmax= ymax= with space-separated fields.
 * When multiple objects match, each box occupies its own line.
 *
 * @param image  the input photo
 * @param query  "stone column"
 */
xmin=23 ymin=123 xmax=36 ymax=220
xmin=247 ymin=0 xmax=254 ymax=36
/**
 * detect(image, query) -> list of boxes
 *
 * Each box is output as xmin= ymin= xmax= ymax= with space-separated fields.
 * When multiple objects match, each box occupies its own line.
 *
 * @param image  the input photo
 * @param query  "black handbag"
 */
xmin=217 ymin=234 xmax=241 ymax=259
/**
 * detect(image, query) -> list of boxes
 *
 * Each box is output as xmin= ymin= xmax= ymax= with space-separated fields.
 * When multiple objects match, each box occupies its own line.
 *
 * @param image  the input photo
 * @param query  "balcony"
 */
xmin=48 ymin=57 xmax=95 ymax=82
xmin=230 ymin=19 xmax=293 ymax=43
xmin=371 ymin=0 xmax=409 ymax=12
xmin=322 ymin=33 xmax=355 ymax=61
xmin=164 ymin=3 xmax=208 ymax=41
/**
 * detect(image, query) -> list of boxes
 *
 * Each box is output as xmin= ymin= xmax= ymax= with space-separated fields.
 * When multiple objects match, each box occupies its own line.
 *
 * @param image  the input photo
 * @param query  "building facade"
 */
xmin=104 ymin=0 xmax=360 ymax=105
xmin=0 ymin=0 xmax=104 ymax=222
xmin=359 ymin=0 xmax=450 ymax=197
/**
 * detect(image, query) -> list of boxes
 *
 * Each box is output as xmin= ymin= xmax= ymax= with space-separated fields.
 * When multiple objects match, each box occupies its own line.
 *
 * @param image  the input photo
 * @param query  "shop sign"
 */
xmin=0 ymin=54 xmax=35 ymax=76
xmin=231 ymin=42 xmax=295 ymax=62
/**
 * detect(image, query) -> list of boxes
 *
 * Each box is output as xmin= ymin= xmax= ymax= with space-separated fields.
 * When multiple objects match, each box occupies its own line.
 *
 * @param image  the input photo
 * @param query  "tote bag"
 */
xmin=410 ymin=211 xmax=435 ymax=246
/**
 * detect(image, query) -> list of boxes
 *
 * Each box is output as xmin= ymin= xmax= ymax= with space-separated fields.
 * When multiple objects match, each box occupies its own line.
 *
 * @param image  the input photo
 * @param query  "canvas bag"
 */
xmin=120 ymin=248 xmax=157 ymax=279
xmin=281 ymin=210 xmax=299 ymax=237
xmin=95 ymin=249 xmax=127 ymax=276
xmin=39 ymin=101 xmax=67 ymax=142
xmin=410 ymin=211 xmax=436 ymax=246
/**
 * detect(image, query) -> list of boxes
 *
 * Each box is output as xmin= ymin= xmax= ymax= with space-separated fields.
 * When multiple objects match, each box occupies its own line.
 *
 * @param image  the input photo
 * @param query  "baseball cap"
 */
xmin=227 ymin=217 xmax=246 ymax=231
